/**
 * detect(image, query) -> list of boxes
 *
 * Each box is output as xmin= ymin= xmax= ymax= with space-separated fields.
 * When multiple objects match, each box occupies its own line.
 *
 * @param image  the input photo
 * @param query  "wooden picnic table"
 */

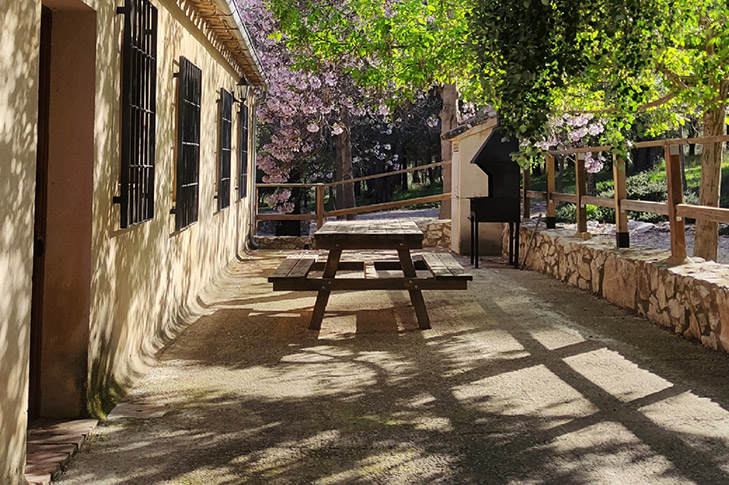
xmin=268 ymin=220 xmax=471 ymax=330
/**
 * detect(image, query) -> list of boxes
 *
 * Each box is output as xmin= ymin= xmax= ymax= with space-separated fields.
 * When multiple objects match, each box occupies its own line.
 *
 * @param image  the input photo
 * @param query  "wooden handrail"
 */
xmin=551 ymin=192 xmax=578 ymax=203
xmin=526 ymin=190 xmax=547 ymax=200
xmin=256 ymin=183 xmax=320 ymax=188
xmin=618 ymin=199 xmax=669 ymax=215
xmin=325 ymin=193 xmax=450 ymax=218
xmin=581 ymin=195 xmax=613 ymax=208
xmin=676 ymin=204 xmax=729 ymax=224
xmin=325 ymin=160 xmax=451 ymax=188
xmin=256 ymin=213 xmax=317 ymax=221
xmin=547 ymin=134 xmax=729 ymax=155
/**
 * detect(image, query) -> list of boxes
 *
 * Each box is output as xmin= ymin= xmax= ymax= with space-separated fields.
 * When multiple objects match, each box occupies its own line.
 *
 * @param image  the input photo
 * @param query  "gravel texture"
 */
xmin=56 ymin=251 xmax=729 ymax=484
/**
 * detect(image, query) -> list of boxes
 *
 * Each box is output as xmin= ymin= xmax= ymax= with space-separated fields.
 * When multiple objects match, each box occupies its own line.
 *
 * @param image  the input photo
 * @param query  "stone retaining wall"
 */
xmin=255 ymin=219 xmax=451 ymax=250
xmin=505 ymin=222 xmax=729 ymax=353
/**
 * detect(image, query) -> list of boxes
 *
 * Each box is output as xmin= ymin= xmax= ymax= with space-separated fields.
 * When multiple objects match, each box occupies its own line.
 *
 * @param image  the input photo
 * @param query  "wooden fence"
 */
xmin=522 ymin=135 xmax=729 ymax=261
xmin=255 ymin=161 xmax=451 ymax=234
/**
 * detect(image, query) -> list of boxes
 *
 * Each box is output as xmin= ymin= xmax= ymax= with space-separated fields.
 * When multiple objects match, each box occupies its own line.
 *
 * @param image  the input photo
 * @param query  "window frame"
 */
xmin=173 ymin=56 xmax=202 ymax=231
xmin=217 ymin=88 xmax=233 ymax=211
xmin=115 ymin=0 xmax=158 ymax=229
xmin=238 ymin=102 xmax=249 ymax=199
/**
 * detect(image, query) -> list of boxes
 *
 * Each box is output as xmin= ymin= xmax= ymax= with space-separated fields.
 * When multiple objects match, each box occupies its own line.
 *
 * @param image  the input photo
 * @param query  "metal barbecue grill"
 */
xmin=468 ymin=127 xmax=521 ymax=268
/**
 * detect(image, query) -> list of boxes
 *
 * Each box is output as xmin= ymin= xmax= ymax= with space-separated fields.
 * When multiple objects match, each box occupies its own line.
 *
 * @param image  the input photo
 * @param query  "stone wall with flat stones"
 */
xmin=255 ymin=219 xmax=452 ymax=250
xmin=417 ymin=219 xmax=451 ymax=248
xmin=504 ymin=222 xmax=729 ymax=353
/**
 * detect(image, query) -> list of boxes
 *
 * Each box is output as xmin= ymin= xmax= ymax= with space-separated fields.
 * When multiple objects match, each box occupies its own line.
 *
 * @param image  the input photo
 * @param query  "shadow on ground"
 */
xmin=56 ymin=251 xmax=729 ymax=484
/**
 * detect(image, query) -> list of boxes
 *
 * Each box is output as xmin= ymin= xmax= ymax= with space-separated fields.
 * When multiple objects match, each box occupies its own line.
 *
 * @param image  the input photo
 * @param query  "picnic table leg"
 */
xmin=398 ymin=249 xmax=431 ymax=330
xmin=309 ymin=248 xmax=341 ymax=330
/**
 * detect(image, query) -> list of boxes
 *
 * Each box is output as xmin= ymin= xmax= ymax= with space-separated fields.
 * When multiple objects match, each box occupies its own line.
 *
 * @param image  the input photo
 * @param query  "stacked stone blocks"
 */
xmin=505 ymin=222 xmax=729 ymax=353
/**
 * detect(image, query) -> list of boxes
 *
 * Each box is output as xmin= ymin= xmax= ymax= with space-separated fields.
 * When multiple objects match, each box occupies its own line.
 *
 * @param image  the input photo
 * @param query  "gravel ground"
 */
xmin=56 ymin=251 xmax=729 ymax=484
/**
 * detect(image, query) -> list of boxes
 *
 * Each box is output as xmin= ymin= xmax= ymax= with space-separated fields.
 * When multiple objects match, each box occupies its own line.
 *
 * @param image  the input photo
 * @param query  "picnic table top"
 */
xmin=314 ymin=220 xmax=424 ymax=250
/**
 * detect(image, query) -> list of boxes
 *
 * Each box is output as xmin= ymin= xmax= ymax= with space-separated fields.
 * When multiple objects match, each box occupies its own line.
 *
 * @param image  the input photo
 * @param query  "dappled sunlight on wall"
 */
xmin=0 ymin=0 xmax=39 ymax=482
xmin=85 ymin=0 xmax=253 ymax=416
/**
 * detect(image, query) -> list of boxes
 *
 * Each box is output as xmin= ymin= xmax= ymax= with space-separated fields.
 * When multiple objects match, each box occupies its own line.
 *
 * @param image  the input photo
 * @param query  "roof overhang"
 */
xmin=184 ymin=0 xmax=267 ymax=86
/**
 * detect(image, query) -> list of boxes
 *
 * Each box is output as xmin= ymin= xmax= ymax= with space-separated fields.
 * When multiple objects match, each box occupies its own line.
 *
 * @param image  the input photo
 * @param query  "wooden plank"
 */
xmin=620 ymin=199 xmax=669 ymax=215
xmin=676 ymin=204 xmax=729 ymax=224
xmin=309 ymin=249 xmax=342 ymax=330
xmin=548 ymin=145 xmax=613 ymax=156
xmin=665 ymin=144 xmax=687 ymax=262
xmin=422 ymin=252 xmax=449 ymax=278
xmin=613 ymin=155 xmax=629 ymax=247
xmin=551 ymin=192 xmax=578 ymax=203
xmin=422 ymin=253 xmax=472 ymax=280
xmin=581 ymin=195 xmax=614 ymax=208
xmin=256 ymin=213 xmax=316 ymax=221
xmin=256 ymin=183 xmax=318 ymax=188
xmin=574 ymin=153 xmax=588 ymax=235
xmin=546 ymin=134 xmax=729 ymax=155
xmin=316 ymin=184 xmax=325 ymax=228
xmin=526 ymin=190 xmax=547 ymax=200
xmin=273 ymin=278 xmax=469 ymax=291
xmin=398 ymin=249 xmax=430 ymax=329
xmin=438 ymin=253 xmax=472 ymax=279
xmin=268 ymin=258 xmax=299 ymax=280
xmin=288 ymin=258 xmax=316 ymax=279
xmin=546 ymin=153 xmax=556 ymax=228
xmin=324 ymin=160 xmax=451 ymax=188
xmin=312 ymin=261 xmax=364 ymax=271
xmin=324 ymin=193 xmax=450 ymax=218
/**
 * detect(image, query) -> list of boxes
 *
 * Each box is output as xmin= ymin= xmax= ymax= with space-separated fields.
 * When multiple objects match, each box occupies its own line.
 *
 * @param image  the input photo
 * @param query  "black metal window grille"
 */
xmin=116 ymin=0 xmax=158 ymax=228
xmin=239 ymin=104 xmax=249 ymax=199
xmin=217 ymin=88 xmax=233 ymax=210
xmin=174 ymin=56 xmax=202 ymax=231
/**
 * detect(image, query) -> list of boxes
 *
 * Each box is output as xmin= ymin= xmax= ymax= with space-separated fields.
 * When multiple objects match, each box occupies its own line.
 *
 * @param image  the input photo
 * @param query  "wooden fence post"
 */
xmin=665 ymin=144 xmax=687 ymax=262
xmin=546 ymin=154 xmax=556 ymax=228
xmin=612 ymin=154 xmax=629 ymax=247
xmin=522 ymin=168 xmax=531 ymax=220
xmin=575 ymin=152 xmax=589 ymax=238
xmin=254 ymin=186 xmax=259 ymax=235
xmin=316 ymin=184 xmax=325 ymax=228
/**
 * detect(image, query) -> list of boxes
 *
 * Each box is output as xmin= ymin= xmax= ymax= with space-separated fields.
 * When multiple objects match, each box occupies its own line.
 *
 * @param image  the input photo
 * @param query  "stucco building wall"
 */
xmin=0 ymin=0 xmax=260 ymax=482
xmin=449 ymin=118 xmax=504 ymax=255
xmin=0 ymin=2 xmax=40 ymax=482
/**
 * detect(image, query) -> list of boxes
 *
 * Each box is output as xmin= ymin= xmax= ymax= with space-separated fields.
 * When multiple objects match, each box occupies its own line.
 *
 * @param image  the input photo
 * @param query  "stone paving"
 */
xmin=55 ymin=251 xmax=729 ymax=484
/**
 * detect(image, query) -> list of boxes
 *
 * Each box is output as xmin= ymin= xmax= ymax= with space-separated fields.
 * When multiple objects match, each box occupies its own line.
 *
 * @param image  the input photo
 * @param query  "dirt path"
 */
xmin=56 ymin=251 xmax=729 ymax=484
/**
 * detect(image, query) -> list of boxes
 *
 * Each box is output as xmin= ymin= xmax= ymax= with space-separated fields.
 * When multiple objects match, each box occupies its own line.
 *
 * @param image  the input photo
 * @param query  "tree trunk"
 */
xmin=694 ymin=103 xmax=726 ymax=261
xmin=438 ymin=83 xmax=458 ymax=219
xmin=334 ymin=106 xmax=356 ymax=219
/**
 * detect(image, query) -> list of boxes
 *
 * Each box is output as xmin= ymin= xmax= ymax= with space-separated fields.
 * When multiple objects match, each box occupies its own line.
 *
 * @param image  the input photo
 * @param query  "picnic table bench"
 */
xmin=268 ymin=220 xmax=472 ymax=330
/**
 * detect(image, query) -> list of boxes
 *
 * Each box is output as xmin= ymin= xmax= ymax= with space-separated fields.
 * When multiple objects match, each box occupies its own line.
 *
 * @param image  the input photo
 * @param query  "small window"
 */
xmin=217 ymin=88 xmax=233 ymax=210
xmin=116 ymin=0 xmax=158 ymax=228
xmin=239 ymin=103 xmax=249 ymax=199
xmin=174 ymin=56 xmax=201 ymax=231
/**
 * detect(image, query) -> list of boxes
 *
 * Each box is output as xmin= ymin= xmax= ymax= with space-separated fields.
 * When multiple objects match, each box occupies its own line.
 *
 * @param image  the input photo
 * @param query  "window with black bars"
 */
xmin=217 ymin=88 xmax=232 ymax=210
xmin=115 ymin=0 xmax=157 ymax=228
xmin=174 ymin=56 xmax=202 ymax=231
xmin=239 ymin=104 xmax=249 ymax=199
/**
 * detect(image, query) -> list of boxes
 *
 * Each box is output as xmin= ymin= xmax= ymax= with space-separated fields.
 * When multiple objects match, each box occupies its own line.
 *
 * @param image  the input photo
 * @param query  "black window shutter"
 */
xmin=217 ymin=88 xmax=232 ymax=210
xmin=239 ymin=104 xmax=249 ymax=199
xmin=175 ymin=56 xmax=202 ymax=231
xmin=117 ymin=0 xmax=157 ymax=228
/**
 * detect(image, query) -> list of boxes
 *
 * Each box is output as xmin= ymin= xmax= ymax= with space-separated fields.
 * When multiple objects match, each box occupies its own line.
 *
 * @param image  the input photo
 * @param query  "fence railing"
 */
xmin=522 ymin=135 xmax=729 ymax=261
xmin=255 ymin=160 xmax=451 ymax=235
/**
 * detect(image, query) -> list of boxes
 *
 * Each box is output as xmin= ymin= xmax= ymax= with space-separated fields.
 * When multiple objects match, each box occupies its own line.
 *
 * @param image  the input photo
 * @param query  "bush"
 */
xmin=556 ymin=172 xmax=672 ymax=224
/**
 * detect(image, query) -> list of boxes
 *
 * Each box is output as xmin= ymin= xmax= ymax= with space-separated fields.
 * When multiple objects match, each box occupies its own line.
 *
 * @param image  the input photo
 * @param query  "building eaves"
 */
xmin=183 ymin=0 xmax=267 ymax=86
